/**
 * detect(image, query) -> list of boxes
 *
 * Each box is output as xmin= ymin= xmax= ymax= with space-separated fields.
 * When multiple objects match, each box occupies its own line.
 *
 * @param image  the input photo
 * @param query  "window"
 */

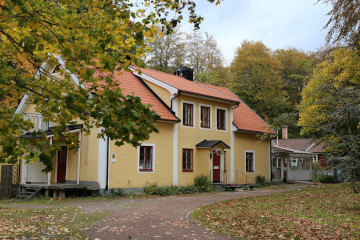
xmin=216 ymin=108 xmax=226 ymax=130
xmin=200 ymin=106 xmax=211 ymax=128
xmin=182 ymin=149 xmax=193 ymax=171
xmin=139 ymin=146 xmax=153 ymax=171
xmin=245 ymin=151 xmax=254 ymax=172
xmin=183 ymin=103 xmax=194 ymax=126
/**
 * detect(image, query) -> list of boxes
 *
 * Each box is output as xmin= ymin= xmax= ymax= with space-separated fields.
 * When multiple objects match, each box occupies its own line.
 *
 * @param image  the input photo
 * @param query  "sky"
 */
xmin=180 ymin=0 xmax=332 ymax=65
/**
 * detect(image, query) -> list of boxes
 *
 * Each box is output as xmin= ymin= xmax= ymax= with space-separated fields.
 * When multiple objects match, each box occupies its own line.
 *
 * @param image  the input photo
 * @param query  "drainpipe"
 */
xmin=170 ymin=91 xmax=181 ymax=111
xmin=105 ymin=136 xmax=110 ymax=191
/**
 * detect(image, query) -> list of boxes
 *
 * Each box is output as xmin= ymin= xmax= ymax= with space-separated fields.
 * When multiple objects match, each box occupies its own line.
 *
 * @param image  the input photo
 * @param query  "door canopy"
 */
xmin=195 ymin=140 xmax=230 ymax=149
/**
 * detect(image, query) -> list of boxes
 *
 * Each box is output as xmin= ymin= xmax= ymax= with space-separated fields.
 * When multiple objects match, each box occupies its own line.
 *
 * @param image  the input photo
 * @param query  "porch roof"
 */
xmin=273 ymin=146 xmax=315 ymax=155
xmin=195 ymin=140 xmax=230 ymax=149
xmin=21 ymin=124 xmax=83 ymax=139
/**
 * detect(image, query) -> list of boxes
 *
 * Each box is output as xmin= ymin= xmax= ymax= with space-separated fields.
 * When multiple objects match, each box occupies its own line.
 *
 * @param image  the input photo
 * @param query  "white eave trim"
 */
xmin=275 ymin=146 xmax=314 ymax=155
xmin=305 ymin=142 xmax=316 ymax=152
xmin=15 ymin=93 xmax=29 ymax=114
xmin=181 ymin=92 xmax=238 ymax=105
xmin=15 ymin=56 xmax=87 ymax=115
xmin=54 ymin=55 xmax=87 ymax=89
xmin=129 ymin=67 xmax=178 ymax=95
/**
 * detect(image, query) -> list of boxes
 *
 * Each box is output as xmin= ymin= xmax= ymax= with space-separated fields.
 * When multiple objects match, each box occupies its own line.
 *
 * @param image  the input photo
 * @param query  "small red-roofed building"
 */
xmin=15 ymin=58 xmax=275 ymax=196
xmin=271 ymin=126 xmax=326 ymax=182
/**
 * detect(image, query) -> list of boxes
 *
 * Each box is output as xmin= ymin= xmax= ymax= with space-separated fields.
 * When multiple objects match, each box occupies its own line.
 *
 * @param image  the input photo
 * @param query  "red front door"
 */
xmin=57 ymin=146 xmax=67 ymax=183
xmin=213 ymin=151 xmax=221 ymax=183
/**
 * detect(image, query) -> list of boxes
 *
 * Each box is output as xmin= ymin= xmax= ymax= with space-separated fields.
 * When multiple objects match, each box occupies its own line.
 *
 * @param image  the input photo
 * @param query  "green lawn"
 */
xmin=192 ymin=184 xmax=360 ymax=239
xmin=0 ymin=206 xmax=107 ymax=239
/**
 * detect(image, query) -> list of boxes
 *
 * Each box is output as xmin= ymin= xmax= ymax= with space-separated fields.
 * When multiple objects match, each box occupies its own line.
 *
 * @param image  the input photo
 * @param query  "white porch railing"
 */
xmin=22 ymin=113 xmax=56 ymax=132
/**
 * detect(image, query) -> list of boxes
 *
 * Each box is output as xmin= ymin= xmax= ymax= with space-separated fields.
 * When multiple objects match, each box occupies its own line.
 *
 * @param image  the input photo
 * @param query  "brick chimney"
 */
xmin=282 ymin=125 xmax=288 ymax=140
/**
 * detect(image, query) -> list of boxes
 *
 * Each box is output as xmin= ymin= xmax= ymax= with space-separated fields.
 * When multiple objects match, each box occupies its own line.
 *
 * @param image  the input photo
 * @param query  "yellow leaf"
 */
xmin=14 ymin=5 xmax=21 ymax=13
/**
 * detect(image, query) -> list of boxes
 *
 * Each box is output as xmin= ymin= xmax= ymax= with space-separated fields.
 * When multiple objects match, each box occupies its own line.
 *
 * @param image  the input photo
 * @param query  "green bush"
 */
xmin=142 ymin=177 xmax=213 ymax=196
xmin=319 ymin=175 xmax=335 ymax=183
xmin=255 ymin=175 xmax=268 ymax=187
xmin=105 ymin=188 xmax=124 ymax=198
xmin=194 ymin=175 xmax=212 ymax=192
xmin=155 ymin=186 xmax=178 ymax=196
xmin=178 ymin=185 xmax=199 ymax=194
xmin=312 ymin=162 xmax=326 ymax=182
xmin=143 ymin=182 xmax=159 ymax=195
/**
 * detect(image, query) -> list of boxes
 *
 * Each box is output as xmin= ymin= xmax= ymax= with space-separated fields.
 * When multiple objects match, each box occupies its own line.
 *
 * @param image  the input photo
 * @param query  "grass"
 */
xmin=192 ymin=184 xmax=360 ymax=239
xmin=0 ymin=206 xmax=108 ymax=239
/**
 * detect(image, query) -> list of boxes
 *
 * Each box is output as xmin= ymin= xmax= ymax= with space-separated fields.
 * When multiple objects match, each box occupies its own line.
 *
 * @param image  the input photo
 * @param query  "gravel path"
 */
xmin=8 ymin=186 xmax=308 ymax=239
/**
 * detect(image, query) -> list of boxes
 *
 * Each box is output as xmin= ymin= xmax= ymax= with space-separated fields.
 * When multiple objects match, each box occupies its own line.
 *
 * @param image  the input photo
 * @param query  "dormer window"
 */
xmin=183 ymin=102 xmax=194 ymax=127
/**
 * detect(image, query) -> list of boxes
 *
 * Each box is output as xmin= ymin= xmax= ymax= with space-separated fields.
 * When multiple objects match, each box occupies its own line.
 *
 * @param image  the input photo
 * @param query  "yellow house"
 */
xmin=16 ymin=58 xmax=274 ymax=195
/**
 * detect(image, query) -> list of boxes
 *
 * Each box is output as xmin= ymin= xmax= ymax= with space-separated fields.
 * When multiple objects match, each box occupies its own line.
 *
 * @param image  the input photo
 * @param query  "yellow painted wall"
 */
xmin=142 ymin=80 xmax=171 ymax=106
xmin=79 ymin=130 xmax=100 ymax=182
xmin=177 ymin=95 xmax=232 ymax=186
xmin=23 ymin=103 xmax=37 ymax=114
xmin=234 ymin=132 xmax=270 ymax=183
xmin=22 ymin=101 xmax=100 ymax=184
xmin=108 ymin=122 xmax=174 ymax=188
xmin=20 ymin=75 xmax=271 ymax=189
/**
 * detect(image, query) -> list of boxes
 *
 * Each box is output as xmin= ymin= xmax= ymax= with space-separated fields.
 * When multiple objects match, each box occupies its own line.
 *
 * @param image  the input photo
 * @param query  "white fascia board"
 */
xmin=181 ymin=92 xmax=237 ymax=105
xmin=54 ymin=55 xmax=87 ymax=89
xmin=15 ymin=93 xmax=29 ymax=114
xmin=129 ymin=67 xmax=178 ymax=95
xmin=276 ymin=146 xmax=314 ymax=155
xmin=305 ymin=143 xmax=316 ymax=152
xmin=15 ymin=60 xmax=48 ymax=114
xmin=15 ymin=56 xmax=87 ymax=115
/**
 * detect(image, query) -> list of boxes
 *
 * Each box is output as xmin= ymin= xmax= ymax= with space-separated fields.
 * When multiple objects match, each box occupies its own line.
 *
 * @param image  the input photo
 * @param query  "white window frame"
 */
xmin=245 ymin=150 xmax=255 ymax=173
xmin=181 ymin=100 xmax=196 ymax=128
xmin=137 ymin=143 xmax=155 ymax=173
xmin=199 ymin=104 xmax=212 ymax=130
xmin=215 ymin=106 xmax=227 ymax=131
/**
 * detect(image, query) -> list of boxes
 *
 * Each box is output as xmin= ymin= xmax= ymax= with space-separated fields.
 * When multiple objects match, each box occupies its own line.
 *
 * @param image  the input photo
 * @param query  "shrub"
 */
xmin=312 ymin=162 xmax=326 ymax=182
xmin=255 ymin=175 xmax=267 ymax=187
xmin=194 ymin=175 xmax=212 ymax=192
xmin=155 ymin=186 xmax=178 ymax=196
xmin=105 ymin=188 xmax=124 ymax=198
xmin=143 ymin=182 xmax=159 ymax=195
xmin=319 ymin=175 xmax=335 ymax=183
xmin=178 ymin=185 xmax=199 ymax=194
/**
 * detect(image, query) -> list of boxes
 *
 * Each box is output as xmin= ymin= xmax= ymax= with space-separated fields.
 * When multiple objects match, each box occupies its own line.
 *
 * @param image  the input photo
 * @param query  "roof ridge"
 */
xmin=193 ymin=82 xmax=238 ymax=102
xmin=136 ymin=66 xmax=185 ymax=80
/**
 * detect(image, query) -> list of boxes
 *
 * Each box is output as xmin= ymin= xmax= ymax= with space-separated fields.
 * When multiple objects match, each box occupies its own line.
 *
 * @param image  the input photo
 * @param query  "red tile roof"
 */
xmin=197 ymin=83 xmax=274 ymax=134
xmin=132 ymin=67 xmax=239 ymax=103
xmin=127 ymin=66 xmax=272 ymax=133
xmin=86 ymin=70 xmax=179 ymax=122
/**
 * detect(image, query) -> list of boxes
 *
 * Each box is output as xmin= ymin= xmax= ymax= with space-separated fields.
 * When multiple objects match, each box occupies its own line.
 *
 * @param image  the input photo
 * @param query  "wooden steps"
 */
xmin=15 ymin=187 xmax=41 ymax=200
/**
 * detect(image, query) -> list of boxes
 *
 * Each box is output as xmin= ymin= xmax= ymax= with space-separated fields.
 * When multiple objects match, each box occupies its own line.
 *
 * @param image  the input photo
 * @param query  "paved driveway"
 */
xmin=82 ymin=187 xmax=304 ymax=240
xmin=8 ymin=186 xmax=306 ymax=239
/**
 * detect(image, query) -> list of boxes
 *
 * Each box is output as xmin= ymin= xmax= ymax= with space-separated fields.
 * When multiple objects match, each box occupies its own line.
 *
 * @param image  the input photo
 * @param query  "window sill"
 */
xmin=182 ymin=170 xmax=194 ymax=172
xmin=139 ymin=169 xmax=153 ymax=172
xmin=246 ymin=170 xmax=255 ymax=173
